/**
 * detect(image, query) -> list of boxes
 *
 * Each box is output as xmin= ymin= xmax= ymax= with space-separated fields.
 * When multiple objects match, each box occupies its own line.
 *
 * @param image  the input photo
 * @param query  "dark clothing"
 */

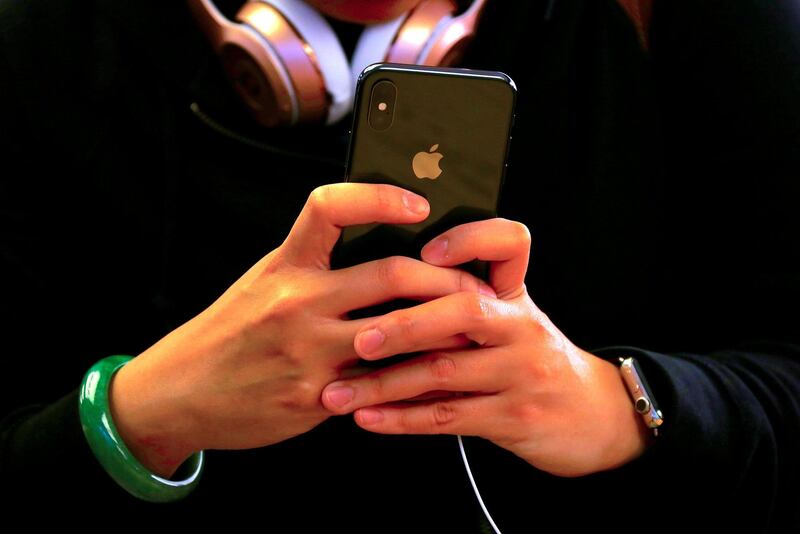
xmin=1 ymin=0 xmax=799 ymax=531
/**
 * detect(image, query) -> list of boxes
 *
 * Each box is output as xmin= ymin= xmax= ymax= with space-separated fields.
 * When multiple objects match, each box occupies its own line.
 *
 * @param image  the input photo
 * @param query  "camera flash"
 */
xmin=378 ymin=102 xmax=388 ymax=111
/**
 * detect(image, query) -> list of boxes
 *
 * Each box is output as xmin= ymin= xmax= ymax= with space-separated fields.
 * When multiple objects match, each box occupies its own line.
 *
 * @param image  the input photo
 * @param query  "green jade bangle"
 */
xmin=79 ymin=354 xmax=204 ymax=502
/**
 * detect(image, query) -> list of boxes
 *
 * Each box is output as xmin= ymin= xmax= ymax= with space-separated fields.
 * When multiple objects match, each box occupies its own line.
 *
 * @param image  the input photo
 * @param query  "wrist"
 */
xmin=108 ymin=358 xmax=196 ymax=479
xmin=594 ymin=355 xmax=655 ymax=472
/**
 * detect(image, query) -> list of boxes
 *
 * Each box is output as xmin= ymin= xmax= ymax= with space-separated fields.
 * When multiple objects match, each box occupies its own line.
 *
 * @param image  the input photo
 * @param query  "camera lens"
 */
xmin=368 ymin=80 xmax=396 ymax=131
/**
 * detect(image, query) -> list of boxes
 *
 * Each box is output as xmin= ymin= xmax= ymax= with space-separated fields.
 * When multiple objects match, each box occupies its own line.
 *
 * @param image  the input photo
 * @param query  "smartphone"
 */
xmin=331 ymin=63 xmax=516 ymax=354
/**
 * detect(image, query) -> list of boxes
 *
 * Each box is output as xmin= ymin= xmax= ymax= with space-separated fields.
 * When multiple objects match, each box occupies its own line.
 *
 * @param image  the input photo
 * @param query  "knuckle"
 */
xmin=264 ymin=290 xmax=302 ymax=323
xmin=295 ymin=379 xmax=320 ymax=407
xmin=307 ymin=185 xmax=337 ymax=221
xmin=457 ymin=269 xmax=477 ymax=294
xmin=428 ymin=355 xmax=457 ymax=385
xmin=376 ymin=256 xmax=409 ymax=287
xmin=392 ymin=313 xmax=416 ymax=338
xmin=510 ymin=402 xmax=540 ymax=427
xmin=397 ymin=409 xmax=412 ymax=433
xmin=255 ymin=248 xmax=284 ymax=277
xmin=513 ymin=221 xmax=532 ymax=245
xmin=524 ymin=311 xmax=550 ymax=340
xmin=250 ymin=291 xmax=312 ymax=338
xmin=308 ymin=185 xmax=329 ymax=209
xmin=280 ymin=377 xmax=320 ymax=411
xmin=524 ymin=357 xmax=556 ymax=383
xmin=463 ymin=293 xmax=490 ymax=323
xmin=366 ymin=372 xmax=386 ymax=401
xmin=432 ymin=401 xmax=456 ymax=428
xmin=374 ymin=185 xmax=395 ymax=212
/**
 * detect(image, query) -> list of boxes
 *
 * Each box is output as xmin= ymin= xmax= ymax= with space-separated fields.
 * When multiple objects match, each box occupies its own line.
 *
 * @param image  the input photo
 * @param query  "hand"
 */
xmin=107 ymin=184 xmax=495 ymax=478
xmin=321 ymin=218 xmax=654 ymax=478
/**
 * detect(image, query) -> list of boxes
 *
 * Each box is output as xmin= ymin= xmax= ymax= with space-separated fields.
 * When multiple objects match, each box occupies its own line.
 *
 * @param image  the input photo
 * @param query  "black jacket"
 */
xmin=1 ymin=0 xmax=798 ymax=531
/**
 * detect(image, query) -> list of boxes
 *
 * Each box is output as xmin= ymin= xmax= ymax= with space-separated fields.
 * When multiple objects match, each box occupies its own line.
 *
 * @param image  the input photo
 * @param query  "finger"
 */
xmin=324 ymin=256 xmax=496 ymax=314
xmin=282 ymin=183 xmax=430 ymax=269
xmin=327 ymin=317 xmax=475 ymax=368
xmin=321 ymin=348 xmax=510 ymax=414
xmin=420 ymin=218 xmax=531 ymax=299
xmin=351 ymin=394 xmax=502 ymax=437
xmin=350 ymin=292 xmax=516 ymax=360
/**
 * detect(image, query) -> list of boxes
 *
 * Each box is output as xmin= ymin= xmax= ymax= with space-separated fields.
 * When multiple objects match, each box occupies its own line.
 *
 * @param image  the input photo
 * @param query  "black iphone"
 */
xmin=331 ymin=63 xmax=516 ymax=357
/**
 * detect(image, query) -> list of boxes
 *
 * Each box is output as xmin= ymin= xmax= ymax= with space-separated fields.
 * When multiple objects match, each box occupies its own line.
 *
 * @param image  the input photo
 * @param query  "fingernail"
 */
xmin=325 ymin=385 xmax=354 ymax=408
xmin=356 ymin=328 xmax=385 ymax=355
xmin=422 ymin=237 xmax=448 ymax=262
xmin=479 ymin=283 xmax=497 ymax=298
xmin=358 ymin=408 xmax=384 ymax=425
xmin=403 ymin=191 xmax=429 ymax=214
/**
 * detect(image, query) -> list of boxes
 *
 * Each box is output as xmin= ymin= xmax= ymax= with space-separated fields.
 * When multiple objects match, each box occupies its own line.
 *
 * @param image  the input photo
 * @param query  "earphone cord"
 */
xmin=189 ymin=102 xmax=345 ymax=168
xmin=458 ymin=435 xmax=502 ymax=534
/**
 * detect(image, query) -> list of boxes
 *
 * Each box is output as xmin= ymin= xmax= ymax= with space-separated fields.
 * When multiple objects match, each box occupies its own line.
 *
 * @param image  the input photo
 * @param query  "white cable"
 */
xmin=457 ymin=434 xmax=502 ymax=534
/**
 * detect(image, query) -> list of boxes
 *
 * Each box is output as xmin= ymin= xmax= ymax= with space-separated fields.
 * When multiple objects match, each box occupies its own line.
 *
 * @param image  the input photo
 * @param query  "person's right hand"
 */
xmin=106 ymin=183 xmax=496 ymax=479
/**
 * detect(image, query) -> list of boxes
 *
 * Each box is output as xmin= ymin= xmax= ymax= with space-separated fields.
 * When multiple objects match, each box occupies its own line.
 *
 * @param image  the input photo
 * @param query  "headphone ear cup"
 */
xmin=188 ymin=0 xmax=351 ymax=126
xmin=417 ymin=13 xmax=463 ymax=66
xmin=352 ymin=0 xmax=457 ymax=78
xmin=187 ymin=0 xmax=299 ymax=127
xmin=384 ymin=0 xmax=457 ymax=64
xmin=235 ymin=1 xmax=329 ymax=125
xmin=255 ymin=0 xmax=353 ymax=125
xmin=352 ymin=0 xmax=489 ymax=76
xmin=418 ymin=0 xmax=490 ymax=66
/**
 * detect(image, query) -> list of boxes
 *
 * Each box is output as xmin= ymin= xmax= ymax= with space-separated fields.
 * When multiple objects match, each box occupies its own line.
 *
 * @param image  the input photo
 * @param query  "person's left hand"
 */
xmin=320 ymin=218 xmax=654 ymax=478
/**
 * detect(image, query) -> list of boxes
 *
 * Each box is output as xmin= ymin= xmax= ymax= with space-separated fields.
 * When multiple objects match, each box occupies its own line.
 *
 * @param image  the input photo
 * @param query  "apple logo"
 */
xmin=412 ymin=144 xmax=444 ymax=180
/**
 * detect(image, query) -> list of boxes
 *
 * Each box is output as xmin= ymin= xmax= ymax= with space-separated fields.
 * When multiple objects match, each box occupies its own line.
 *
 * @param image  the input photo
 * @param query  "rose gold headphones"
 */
xmin=187 ymin=0 xmax=489 ymax=127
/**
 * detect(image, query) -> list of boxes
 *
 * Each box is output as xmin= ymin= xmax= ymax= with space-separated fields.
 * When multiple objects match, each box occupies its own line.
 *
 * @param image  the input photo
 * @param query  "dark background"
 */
xmin=1 ymin=0 xmax=798 ymax=531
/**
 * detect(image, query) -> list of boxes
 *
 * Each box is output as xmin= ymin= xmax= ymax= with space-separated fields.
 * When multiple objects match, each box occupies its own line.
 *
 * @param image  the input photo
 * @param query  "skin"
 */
xmin=320 ymin=219 xmax=654 ymax=477
xmin=304 ymin=0 xmax=425 ymax=23
xmin=108 ymin=184 xmax=494 ymax=478
xmin=109 ymin=1 xmax=652 ymax=480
